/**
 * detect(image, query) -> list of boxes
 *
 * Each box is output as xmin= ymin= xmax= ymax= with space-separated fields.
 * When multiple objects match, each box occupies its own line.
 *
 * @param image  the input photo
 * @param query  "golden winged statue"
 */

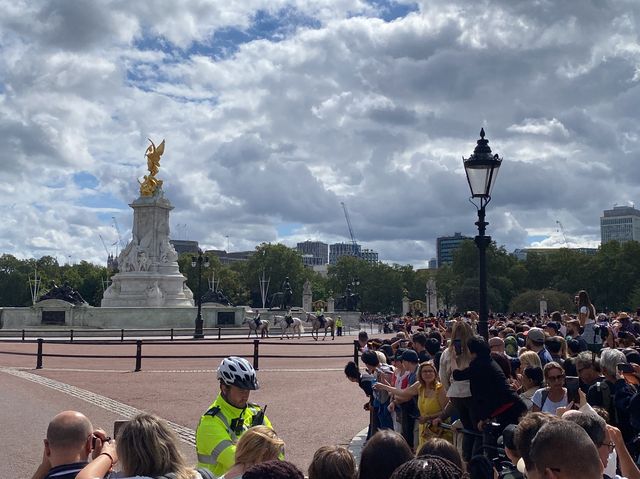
xmin=139 ymin=138 xmax=165 ymax=196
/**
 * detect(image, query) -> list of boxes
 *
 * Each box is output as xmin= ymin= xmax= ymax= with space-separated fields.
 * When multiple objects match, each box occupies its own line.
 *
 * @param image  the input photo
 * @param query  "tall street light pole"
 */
xmin=463 ymin=129 xmax=502 ymax=340
xmin=192 ymin=249 xmax=210 ymax=339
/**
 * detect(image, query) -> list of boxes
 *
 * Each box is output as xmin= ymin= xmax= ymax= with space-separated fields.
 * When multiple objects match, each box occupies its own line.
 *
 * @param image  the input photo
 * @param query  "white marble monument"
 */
xmin=101 ymin=140 xmax=194 ymax=307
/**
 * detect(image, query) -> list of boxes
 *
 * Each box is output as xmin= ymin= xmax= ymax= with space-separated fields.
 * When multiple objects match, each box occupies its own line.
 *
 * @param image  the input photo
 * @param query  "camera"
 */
xmin=594 ymin=324 xmax=609 ymax=340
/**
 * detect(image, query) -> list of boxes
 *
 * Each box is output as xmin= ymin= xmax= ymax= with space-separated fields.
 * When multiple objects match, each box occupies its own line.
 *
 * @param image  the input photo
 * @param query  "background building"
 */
xmin=513 ymin=247 xmax=598 ymax=261
xmin=360 ymin=248 xmax=379 ymax=264
xmin=600 ymin=205 xmax=640 ymax=244
xmin=296 ymin=241 xmax=328 ymax=266
xmin=436 ymin=232 xmax=471 ymax=267
xmin=207 ymin=249 xmax=254 ymax=265
xmin=428 ymin=258 xmax=437 ymax=269
xmin=169 ymin=240 xmax=199 ymax=255
xmin=329 ymin=242 xmax=361 ymax=264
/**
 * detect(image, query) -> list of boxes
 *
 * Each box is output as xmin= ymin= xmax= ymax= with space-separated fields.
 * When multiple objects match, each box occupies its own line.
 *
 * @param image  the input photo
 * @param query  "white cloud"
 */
xmin=1 ymin=0 xmax=640 ymax=267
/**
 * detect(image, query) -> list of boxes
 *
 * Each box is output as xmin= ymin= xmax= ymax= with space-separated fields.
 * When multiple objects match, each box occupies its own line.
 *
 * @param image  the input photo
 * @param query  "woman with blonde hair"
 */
xmin=76 ymin=413 xmax=214 ymax=479
xmin=221 ymin=425 xmax=285 ymax=479
xmin=518 ymin=349 xmax=542 ymax=371
xmin=374 ymin=362 xmax=450 ymax=451
xmin=438 ymin=320 xmax=476 ymax=461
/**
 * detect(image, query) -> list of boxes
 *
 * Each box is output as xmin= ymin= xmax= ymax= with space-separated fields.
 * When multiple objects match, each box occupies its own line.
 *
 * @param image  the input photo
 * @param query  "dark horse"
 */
xmin=335 ymin=292 xmax=360 ymax=311
xmin=268 ymin=289 xmax=293 ymax=310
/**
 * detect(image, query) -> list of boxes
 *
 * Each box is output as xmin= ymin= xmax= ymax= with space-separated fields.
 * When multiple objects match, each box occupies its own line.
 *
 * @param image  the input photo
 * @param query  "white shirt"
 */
xmin=531 ymin=388 xmax=568 ymax=414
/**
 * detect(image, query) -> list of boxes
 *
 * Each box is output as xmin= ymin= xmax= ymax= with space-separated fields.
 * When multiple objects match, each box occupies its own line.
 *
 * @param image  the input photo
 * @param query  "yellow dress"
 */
xmin=417 ymin=383 xmax=452 ymax=450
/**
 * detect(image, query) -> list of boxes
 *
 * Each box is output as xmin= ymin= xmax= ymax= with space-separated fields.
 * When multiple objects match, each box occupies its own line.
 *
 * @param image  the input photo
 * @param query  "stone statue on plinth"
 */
xmin=101 ymin=139 xmax=193 ymax=307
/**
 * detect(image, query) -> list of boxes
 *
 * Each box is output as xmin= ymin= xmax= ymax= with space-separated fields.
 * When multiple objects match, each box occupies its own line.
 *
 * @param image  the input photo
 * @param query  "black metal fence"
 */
xmin=0 ymin=336 xmax=362 ymax=372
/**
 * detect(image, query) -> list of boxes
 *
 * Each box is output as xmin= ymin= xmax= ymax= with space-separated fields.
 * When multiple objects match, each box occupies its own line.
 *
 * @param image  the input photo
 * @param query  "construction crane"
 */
xmin=98 ymin=234 xmax=111 ymax=257
xmin=112 ymin=216 xmax=127 ymax=254
xmin=341 ymin=201 xmax=359 ymax=257
xmin=556 ymin=220 xmax=569 ymax=247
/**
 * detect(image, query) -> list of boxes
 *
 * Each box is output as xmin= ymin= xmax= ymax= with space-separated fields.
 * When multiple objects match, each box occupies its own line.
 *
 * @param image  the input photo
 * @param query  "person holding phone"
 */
xmin=438 ymin=320 xmax=477 ymax=461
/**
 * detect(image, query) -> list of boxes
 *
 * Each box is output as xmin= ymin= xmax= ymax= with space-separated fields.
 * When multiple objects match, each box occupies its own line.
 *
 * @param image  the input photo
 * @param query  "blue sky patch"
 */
xmin=366 ymin=0 xmax=418 ymax=22
xmin=277 ymin=222 xmax=302 ymax=236
xmin=527 ymin=235 xmax=548 ymax=244
xmin=73 ymin=171 xmax=99 ymax=189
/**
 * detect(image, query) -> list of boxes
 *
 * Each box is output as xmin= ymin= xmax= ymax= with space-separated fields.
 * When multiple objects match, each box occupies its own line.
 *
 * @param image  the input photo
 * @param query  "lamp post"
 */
xmin=426 ymin=279 xmax=435 ymax=316
xmin=192 ymin=249 xmax=210 ymax=339
xmin=463 ymin=128 xmax=502 ymax=340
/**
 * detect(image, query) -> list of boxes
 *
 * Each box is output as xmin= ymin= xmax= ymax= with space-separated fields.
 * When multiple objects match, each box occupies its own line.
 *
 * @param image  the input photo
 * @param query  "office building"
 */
xmin=428 ymin=258 xmax=437 ymax=269
xmin=296 ymin=241 xmax=328 ymax=266
xmin=329 ymin=242 xmax=361 ymax=265
xmin=360 ymin=248 xmax=379 ymax=264
xmin=436 ymin=232 xmax=471 ymax=267
xmin=600 ymin=205 xmax=640 ymax=244
xmin=207 ymin=249 xmax=254 ymax=265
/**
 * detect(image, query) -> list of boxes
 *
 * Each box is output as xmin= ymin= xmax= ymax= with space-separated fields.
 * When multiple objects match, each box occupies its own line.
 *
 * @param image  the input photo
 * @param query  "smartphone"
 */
xmin=617 ymin=363 xmax=634 ymax=373
xmin=113 ymin=419 xmax=129 ymax=439
xmin=453 ymin=339 xmax=462 ymax=355
xmin=565 ymin=376 xmax=580 ymax=404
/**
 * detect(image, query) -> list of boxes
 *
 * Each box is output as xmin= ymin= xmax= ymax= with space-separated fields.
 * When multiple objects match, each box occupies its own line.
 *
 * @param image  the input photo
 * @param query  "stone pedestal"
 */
xmin=302 ymin=280 xmax=312 ymax=312
xmin=101 ymin=192 xmax=193 ymax=307
xmin=402 ymin=295 xmax=410 ymax=315
xmin=327 ymin=297 xmax=335 ymax=313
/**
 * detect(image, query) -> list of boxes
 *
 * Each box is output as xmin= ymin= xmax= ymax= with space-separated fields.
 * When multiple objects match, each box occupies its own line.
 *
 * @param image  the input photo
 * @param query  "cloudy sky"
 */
xmin=1 ymin=0 xmax=639 ymax=268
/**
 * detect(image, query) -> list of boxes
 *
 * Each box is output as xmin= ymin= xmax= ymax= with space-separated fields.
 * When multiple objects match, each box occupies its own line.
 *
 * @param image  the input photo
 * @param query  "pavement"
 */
xmin=0 ymin=330 xmax=390 ymax=478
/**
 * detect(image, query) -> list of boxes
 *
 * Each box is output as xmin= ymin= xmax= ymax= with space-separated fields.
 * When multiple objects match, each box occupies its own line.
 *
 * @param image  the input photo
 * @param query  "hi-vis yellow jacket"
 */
xmin=196 ymin=393 xmax=271 ymax=476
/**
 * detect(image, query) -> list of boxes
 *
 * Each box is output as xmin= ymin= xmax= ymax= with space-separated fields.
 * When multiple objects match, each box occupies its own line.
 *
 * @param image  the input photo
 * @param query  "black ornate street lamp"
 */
xmin=463 ymin=128 xmax=502 ymax=340
xmin=192 ymin=249 xmax=210 ymax=339
xmin=426 ymin=279 xmax=435 ymax=316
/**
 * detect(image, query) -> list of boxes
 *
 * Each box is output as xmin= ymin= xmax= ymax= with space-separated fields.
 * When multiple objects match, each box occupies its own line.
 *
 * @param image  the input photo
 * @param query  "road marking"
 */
xmin=0 ymin=367 xmax=196 ymax=446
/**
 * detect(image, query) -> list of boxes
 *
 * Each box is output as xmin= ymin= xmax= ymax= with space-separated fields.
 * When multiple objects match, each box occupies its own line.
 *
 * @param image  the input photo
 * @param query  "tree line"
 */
xmin=1 ymin=239 xmax=639 ymax=314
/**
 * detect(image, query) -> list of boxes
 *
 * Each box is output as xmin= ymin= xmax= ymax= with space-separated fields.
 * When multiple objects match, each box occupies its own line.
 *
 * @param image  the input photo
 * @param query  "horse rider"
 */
xmin=196 ymin=356 xmax=274 ymax=477
xmin=285 ymin=310 xmax=293 ymax=327
xmin=253 ymin=311 xmax=261 ymax=328
xmin=317 ymin=310 xmax=326 ymax=329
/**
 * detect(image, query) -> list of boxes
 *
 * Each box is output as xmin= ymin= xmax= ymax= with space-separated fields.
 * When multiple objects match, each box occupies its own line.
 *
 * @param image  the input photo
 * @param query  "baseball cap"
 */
xmin=545 ymin=322 xmax=561 ymax=334
xmin=526 ymin=327 xmax=545 ymax=344
xmin=401 ymin=349 xmax=419 ymax=363
xmin=394 ymin=348 xmax=407 ymax=361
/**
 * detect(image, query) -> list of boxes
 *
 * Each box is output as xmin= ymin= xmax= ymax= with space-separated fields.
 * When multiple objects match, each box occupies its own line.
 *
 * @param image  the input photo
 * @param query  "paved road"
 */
xmin=0 ymin=333 xmax=384 ymax=478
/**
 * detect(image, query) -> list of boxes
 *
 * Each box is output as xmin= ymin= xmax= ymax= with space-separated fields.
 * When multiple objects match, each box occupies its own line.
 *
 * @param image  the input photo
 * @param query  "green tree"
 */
xmin=244 ymin=243 xmax=306 ymax=308
xmin=508 ymin=289 xmax=573 ymax=314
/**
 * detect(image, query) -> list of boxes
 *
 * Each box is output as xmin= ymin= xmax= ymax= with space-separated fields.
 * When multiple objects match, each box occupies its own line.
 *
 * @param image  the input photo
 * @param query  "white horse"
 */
xmin=305 ymin=312 xmax=335 ymax=341
xmin=242 ymin=316 xmax=271 ymax=338
xmin=273 ymin=315 xmax=304 ymax=339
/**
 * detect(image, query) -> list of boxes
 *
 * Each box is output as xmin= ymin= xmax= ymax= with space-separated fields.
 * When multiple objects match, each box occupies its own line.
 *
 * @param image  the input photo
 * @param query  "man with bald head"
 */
xmin=32 ymin=411 xmax=106 ymax=479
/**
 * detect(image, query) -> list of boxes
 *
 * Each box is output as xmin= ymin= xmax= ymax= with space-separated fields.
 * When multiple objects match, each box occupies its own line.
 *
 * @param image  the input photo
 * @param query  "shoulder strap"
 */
xmin=197 ymin=467 xmax=216 ymax=479
xmin=540 ymin=389 xmax=549 ymax=409
xmin=204 ymin=405 xmax=221 ymax=417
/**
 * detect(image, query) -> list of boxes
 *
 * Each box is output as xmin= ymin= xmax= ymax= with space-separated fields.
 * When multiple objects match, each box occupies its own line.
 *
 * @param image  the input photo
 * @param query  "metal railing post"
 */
xmin=121 ymin=329 xmax=125 ymax=342
xmin=170 ymin=328 xmax=174 ymax=341
xmin=135 ymin=340 xmax=142 ymax=372
xmin=353 ymin=340 xmax=359 ymax=366
xmin=22 ymin=329 xmax=25 ymax=341
xmin=253 ymin=339 xmax=259 ymax=370
xmin=218 ymin=327 xmax=221 ymax=340
xmin=36 ymin=338 xmax=43 ymax=369
xmin=70 ymin=330 xmax=74 ymax=342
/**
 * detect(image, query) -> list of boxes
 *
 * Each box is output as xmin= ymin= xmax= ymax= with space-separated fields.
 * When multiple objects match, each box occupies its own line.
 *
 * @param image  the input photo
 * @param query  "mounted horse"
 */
xmin=241 ymin=315 xmax=271 ymax=338
xmin=273 ymin=314 xmax=304 ymax=339
xmin=305 ymin=312 xmax=335 ymax=341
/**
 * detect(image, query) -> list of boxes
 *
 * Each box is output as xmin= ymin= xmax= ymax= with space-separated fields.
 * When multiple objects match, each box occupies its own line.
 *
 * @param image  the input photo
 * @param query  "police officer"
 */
xmin=196 ymin=356 xmax=272 ymax=476
xmin=335 ymin=315 xmax=343 ymax=336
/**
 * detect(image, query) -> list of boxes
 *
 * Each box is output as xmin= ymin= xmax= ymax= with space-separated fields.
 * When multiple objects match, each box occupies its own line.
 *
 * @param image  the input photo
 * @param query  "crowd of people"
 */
xmin=29 ymin=288 xmax=640 ymax=478
xmin=344 ymin=290 xmax=640 ymax=478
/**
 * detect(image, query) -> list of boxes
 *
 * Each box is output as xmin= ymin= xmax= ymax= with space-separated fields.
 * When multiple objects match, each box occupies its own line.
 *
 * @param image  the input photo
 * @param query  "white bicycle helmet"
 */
xmin=217 ymin=356 xmax=259 ymax=390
